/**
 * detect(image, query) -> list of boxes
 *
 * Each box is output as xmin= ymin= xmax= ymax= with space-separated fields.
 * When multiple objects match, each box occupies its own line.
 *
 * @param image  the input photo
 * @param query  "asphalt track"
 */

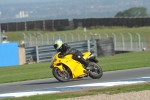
xmin=0 ymin=67 xmax=150 ymax=95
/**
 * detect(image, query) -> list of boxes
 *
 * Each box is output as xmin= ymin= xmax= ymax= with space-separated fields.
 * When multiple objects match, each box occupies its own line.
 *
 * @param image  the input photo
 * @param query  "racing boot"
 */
xmin=79 ymin=57 xmax=90 ymax=69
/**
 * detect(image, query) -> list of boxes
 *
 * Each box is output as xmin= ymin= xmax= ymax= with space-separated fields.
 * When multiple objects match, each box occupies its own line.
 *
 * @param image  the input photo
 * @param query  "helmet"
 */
xmin=53 ymin=39 xmax=63 ymax=50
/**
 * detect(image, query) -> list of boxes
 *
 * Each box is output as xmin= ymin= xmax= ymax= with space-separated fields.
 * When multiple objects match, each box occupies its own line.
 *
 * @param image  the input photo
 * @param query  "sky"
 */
xmin=0 ymin=0 xmax=60 ymax=4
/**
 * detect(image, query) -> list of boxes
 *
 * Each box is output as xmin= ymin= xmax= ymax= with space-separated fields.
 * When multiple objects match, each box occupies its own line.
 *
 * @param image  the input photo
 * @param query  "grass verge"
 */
xmin=2 ymin=82 xmax=150 ymax=100
xmin=5 ymin=26 xmax=150 ymax=42
xmin=0 ymin=51 xmax=150 ymax=83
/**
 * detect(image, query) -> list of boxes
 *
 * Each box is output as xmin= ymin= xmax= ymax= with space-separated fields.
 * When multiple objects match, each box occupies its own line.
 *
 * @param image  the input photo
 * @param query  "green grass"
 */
xmin=0 ymin=50 xmax=150 ymax=84
xmin=0 ymin=63 xmax=52 ymax=83
xmin=90 ymin=82 xmax=150 ymax=94
xmin=5 ymin=26 xmax=150 ymax=42
xmin=3 ymin=82 xmax=150 ymax=100
xmin=99 ymin=51 xmax=150 ymax=71
xmin=1 ymin=27 xmax=150 ymax=100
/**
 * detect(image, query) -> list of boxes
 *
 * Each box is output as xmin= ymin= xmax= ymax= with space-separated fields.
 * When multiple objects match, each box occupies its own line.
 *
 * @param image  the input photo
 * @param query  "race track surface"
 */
xmin=0 ymin=67 xmax=150 ymax=98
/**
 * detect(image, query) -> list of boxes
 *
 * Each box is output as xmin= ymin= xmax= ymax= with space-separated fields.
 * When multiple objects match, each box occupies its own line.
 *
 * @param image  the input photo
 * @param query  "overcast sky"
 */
xmin=0 ymin=0 xmax=59 ymax=4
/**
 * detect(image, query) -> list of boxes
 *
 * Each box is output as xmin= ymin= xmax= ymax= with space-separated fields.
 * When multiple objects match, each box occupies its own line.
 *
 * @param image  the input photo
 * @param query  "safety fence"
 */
xmin=1 ymin=19 xmax=69 ymax=31
xmin=73 ymin=17 xmax=150 ymax=28
xmin=25 ymin=40 xmax=97 ymax=63
xmin=22 ymin=32 xmax=148 ymax=52
xmin=1 ymin=17 xmax=150 ymax=32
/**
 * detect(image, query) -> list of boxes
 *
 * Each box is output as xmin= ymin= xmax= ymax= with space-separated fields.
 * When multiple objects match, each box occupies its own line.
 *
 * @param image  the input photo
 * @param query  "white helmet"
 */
xmin=53 ymin=39 xmax=63 ymax=50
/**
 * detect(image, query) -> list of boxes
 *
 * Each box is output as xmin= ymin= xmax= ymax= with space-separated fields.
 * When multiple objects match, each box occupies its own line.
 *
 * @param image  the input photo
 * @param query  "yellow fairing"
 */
xmin=52 ymin=52 xmax=91 ymax=78
xmin=55 ymin=64 xmax=63 ymax=72
xmin=82 ymin=52 xmax=91 ymax=59
xmin=63 ymin=57 xmax=86 ymax=78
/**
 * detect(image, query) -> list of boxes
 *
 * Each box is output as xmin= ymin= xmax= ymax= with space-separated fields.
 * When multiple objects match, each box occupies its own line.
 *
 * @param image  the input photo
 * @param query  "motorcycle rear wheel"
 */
xmin=52 ymin=67 xmax=70 ymax=82
xmin=88 ymin=62 xmax=103 ymax=79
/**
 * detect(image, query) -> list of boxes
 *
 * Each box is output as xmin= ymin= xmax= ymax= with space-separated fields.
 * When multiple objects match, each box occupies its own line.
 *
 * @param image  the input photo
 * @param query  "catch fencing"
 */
xmin=73 ymin=17 xmax=150 ymax=28
xmin=1 ymin=17 xmax=150 ymax=32
xmin=22 ymin=32 xmax=148 ymax=52
xmin=25 ymin=40 xmax=97 ymax=63
xmin=1 ymin=19 xmax=69 ymax=31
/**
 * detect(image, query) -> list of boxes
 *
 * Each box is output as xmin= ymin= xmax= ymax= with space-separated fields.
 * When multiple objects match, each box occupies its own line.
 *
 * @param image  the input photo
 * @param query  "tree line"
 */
xmin=115 ymin=7 xmax=149 ymax=17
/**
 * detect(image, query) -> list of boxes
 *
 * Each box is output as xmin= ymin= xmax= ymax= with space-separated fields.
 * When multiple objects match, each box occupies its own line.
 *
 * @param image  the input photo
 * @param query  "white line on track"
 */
xmin=0 ymin=76 xmax=150 ymax=98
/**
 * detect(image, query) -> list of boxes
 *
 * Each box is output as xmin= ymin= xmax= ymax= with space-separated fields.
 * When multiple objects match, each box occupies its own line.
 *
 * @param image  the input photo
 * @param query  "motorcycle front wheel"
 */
xmin=52 ymin=67 xmax=70 ymax=82
xmin=88 ymin=62 xmax=103 ymax=79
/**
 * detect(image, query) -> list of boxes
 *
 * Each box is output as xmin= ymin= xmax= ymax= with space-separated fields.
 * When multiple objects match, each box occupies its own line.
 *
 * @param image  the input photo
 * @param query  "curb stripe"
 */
xmin=0 ymin=76 xmax=150 ymax=98
xmin=0 ymin=91 xmax=59 ymax=98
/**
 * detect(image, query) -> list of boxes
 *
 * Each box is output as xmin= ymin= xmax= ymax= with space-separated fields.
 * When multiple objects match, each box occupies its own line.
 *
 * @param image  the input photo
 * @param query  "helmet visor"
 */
xmin=54 ymin=44 xmax=58 ymax=49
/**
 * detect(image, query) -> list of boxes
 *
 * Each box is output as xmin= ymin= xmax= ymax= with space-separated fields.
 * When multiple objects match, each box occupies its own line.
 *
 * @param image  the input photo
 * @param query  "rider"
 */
xmin=53 ymin=39 xmax=89 ymax=69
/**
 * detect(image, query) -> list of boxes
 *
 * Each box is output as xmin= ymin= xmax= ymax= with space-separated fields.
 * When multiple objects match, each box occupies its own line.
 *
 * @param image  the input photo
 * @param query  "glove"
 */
xmin=58 ymin=54 xmax=63 ymax=58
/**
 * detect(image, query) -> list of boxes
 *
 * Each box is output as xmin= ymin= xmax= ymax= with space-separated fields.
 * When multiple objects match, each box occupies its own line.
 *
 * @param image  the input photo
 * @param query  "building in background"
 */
xmin=16 ymin=11 xmax=29 ymax=18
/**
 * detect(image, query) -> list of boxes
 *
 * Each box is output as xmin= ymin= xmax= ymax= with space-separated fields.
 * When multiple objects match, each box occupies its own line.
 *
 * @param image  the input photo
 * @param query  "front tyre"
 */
xmin=88 ymin=62 xmax=103 ymax=79
xmin=52 ymin=67 xmax=70 ymax=82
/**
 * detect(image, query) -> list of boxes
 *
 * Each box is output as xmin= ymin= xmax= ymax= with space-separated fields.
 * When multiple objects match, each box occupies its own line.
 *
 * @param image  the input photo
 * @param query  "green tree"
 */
xmin=115 ymin=7 xmax=149 ymax=17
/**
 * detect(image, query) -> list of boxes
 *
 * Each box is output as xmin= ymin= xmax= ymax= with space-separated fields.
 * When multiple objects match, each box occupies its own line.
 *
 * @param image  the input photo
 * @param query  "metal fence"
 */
xmin=1 ymin=19 xmax=69 ymax=31
xmin=2 ymin=17 xmax=150 ymax=32
xmin=112 ymin=33 xmax=148 ymax=52
xmin=22 ymin=32 xmax=148 ymax=52
xmin=25 ymin=40 xmax=97 ymax=63
xmin=73 ymin=17 xmax=150 ymax=28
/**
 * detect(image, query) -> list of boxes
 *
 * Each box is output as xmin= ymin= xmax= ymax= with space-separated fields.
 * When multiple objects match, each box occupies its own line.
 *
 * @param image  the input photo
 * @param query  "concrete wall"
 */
xmin=18 ymin=47 xmax=26 ymax=65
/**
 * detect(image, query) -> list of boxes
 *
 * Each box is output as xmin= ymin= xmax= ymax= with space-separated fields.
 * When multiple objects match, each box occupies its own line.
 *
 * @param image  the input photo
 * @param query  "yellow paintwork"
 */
xmin=50 ymin=52 xmax=91 ymax=78
xmin=55 ymin=64 xmax=63 ymax=72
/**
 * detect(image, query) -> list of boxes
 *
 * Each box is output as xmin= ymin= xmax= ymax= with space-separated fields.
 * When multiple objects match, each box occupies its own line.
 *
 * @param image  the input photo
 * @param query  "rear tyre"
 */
xmin=52 ymin=67 xmax=70 ymax=82
xmin=88 ymin=62 xmax=103 ymax=79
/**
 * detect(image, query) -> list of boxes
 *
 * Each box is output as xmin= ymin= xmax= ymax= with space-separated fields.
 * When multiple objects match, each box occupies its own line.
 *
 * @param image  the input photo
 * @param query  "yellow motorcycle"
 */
xmin=50 ymin=52 xmax=103 ymax=82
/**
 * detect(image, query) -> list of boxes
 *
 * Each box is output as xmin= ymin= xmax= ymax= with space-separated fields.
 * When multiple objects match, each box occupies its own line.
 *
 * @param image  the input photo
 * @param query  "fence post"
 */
xmin=22 ymin=32 xmax=26 ymax=47
xmin=112 ymin=33 xmax=116 ymax=50
xmin=90 ymin=32 xmax=94 ymax=39
xmin=87 ymin=40 xmax=90 ymax=52
xmin=77 ymin=33 xmax=80 ymax=41
xmin=57 ymin=33 xmax=61 ymax=39
xmin=128 ymin=33 xmax=133 ymax=51
xmin=35 ymin=33 xmax=39 ymax=63
xmin=63 ymin=33 xmax=67 ymax=43
xmin=38 ymin=32 xmax=43 ymax=45
xmin=120 ymin=33 xmax=125 ymax=51
xmin=28 ymin=33 xmax=32 ymax=47
xmin=136 ymin=33 xmax=141 ymax=51
xmin=97 ymin=33 xmax=101 ymax=39
xmin=70 ymin=33 xmax=73 ymax=42
xmin=147 ymin=34 xmax=150 ymax=50
xmin=92 ymin=39 xmax=97 ymax=57
xmin=25 ymin=22 xmax=27 ymax=31
xmin=45 ymin=33 xmax=49 ymax=45
xmin=50 ymin=33 xmax=55 ymax=44
xmin=43 ymin=20 xmax=45 ymax=31
xmin=83 ymin=32 xmax=87 ymax=40
xmin=36 ymin=45 xmax=39 ymax=63
xmin=104 ymin=33 xmax=109 ymax=38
